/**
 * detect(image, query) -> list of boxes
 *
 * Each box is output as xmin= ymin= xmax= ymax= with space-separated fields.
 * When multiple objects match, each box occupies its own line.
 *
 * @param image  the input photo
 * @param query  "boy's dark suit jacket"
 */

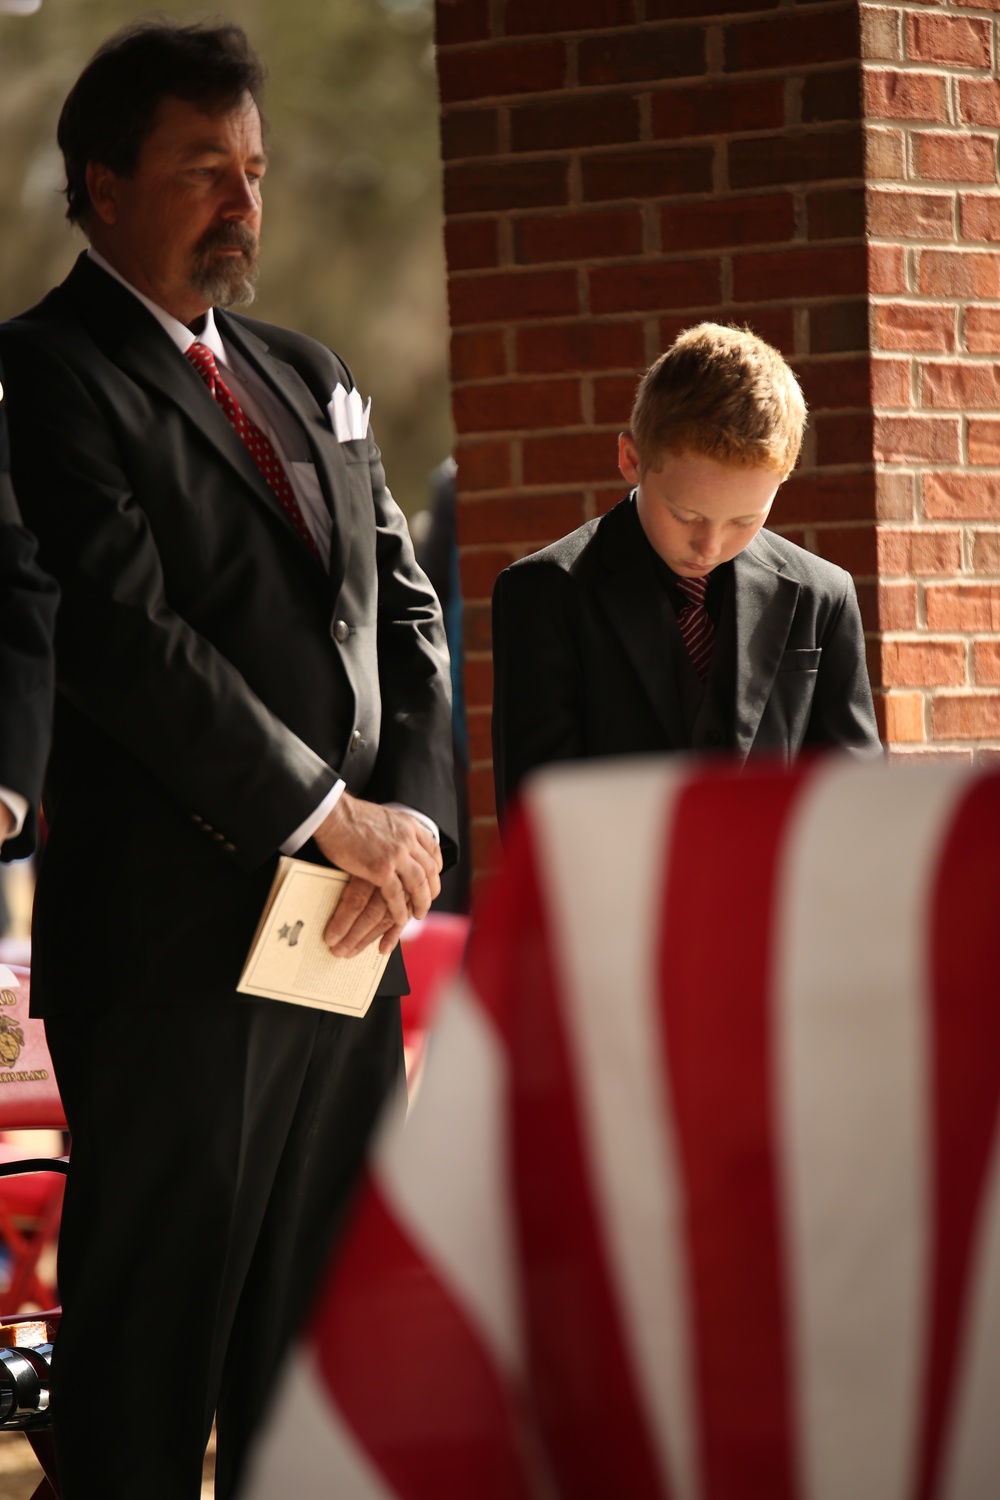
xmin=0 ymin=253 xmax=456 ymax=1012
xmin=0 ymin=363 xmax=57 ymax=861
xmin=493 ymin=494 xmax=880 ymax=818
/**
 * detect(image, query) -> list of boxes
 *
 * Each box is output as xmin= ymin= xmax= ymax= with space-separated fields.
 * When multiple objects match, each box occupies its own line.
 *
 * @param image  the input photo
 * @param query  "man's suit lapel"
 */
xmin=731 ymin=532 xmax=800 ymax=754
xmin=218 ymin=315 xmax=355 ymax=598
xmin=594 ymin=499 xmax=689 ymax=750
xmin=66 ymin=257 xmax=331 ymax=583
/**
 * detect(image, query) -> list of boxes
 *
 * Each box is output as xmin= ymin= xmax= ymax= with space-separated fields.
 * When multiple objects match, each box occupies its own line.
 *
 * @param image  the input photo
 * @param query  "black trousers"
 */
xmin=45 ymin=992 xmax=403 ymax=1500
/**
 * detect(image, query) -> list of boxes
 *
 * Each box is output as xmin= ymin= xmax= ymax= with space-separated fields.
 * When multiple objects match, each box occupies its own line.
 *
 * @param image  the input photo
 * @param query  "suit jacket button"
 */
xmin=332 ymin=620 xmax=350 ymax=643
xmin=222 ymin=841 xmax=236 ymax=853
xmin=349 ymin=729 xmax=363 ymax=752
xmin=213 ymin=831 xmax=225 ymax=842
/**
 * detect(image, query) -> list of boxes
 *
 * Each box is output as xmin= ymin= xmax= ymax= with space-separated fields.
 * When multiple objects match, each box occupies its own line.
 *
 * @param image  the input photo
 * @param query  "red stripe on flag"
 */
xmin=915 ymin=771 xmax=1000 ymax=1500
xmin=312 ymin=1179 xmax=536 ymax=1500
xmin=658 ymin=761 xmax=814 ymax=1500
xmin=466 ymin=803 xmax=536 ymax=1043
xmin=471 ymin=803 xmax=670 ymax=1498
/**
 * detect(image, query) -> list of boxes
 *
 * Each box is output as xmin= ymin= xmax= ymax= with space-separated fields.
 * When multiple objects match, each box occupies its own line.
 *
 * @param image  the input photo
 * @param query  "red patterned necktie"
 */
xmin=675 ymin=574 xmax=716 ymax=682
xmin=185 ymin=340 xmax=320 ymax=561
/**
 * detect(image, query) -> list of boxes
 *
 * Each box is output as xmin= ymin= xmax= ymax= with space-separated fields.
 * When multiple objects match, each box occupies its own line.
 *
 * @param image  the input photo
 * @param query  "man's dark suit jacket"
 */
xmin=0 ymin=253 xmax=456 ymax=1012
xmin=493 ymin=494 xmax=880 ymax=820
xmin=0 ymin=362 xmax=58 ymax=861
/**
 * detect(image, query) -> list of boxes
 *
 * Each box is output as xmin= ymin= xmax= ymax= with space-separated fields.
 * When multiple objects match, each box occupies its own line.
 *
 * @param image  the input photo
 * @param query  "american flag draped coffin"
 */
xmin=245 ymin=757 xmax=1000 ymax=1500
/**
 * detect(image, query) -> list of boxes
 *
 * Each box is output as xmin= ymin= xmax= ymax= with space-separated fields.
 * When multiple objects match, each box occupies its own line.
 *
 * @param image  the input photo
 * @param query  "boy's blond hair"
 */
xmin=629 ymin=322 xmax=807 ymax=477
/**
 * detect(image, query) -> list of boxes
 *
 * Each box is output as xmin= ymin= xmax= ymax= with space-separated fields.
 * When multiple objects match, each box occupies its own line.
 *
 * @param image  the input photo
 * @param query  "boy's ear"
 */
xmin=618 ymin=432 xmax=642 ymax=486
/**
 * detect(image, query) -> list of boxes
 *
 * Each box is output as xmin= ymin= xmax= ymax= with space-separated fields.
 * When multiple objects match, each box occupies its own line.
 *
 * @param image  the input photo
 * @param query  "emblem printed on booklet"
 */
xmin=238 ymin=857 xmax=390 ymax=1016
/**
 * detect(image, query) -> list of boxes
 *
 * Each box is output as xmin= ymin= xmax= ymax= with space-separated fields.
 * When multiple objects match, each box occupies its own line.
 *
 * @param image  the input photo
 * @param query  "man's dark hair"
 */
xmin=57 ymin=20 xmax=266 ymax=226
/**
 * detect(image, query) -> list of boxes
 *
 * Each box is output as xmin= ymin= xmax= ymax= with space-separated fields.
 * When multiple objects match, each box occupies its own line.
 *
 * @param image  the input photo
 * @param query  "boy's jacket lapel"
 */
xmin=732 ymin=533 xmax=800 ymax=754
xmin=594 ymin=500 xmax=690 ymax=749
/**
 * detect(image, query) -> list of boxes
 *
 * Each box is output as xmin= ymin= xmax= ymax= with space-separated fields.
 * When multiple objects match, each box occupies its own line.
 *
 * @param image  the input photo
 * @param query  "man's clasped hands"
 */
xmin=315 ymin=793 xmax=443 ymax=959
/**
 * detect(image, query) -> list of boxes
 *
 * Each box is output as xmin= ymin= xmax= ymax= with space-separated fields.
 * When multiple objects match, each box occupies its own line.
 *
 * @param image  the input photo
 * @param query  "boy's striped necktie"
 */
xmin=675 ymin=574 xmax=715 ymax=681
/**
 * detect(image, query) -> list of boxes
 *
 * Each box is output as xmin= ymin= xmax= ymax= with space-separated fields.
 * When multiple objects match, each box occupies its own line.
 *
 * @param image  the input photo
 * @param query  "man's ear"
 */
xmin=618 ymin=431 xmax=642 ymax=487
xmin=85 ymin=161 xmax=120 ymax=226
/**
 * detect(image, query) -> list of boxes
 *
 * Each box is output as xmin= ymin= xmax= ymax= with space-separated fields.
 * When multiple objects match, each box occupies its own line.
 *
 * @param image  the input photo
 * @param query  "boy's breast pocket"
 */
xmin=777 ymin=647 xmax=822 ymax=673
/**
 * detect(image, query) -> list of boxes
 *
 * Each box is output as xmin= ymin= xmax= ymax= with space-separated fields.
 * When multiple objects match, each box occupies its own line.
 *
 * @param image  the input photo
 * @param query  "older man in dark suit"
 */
xmin=0 ymin=21 xmax=455 ymax=1499
xmin=0 ymin=368 xmax=57 ymax=867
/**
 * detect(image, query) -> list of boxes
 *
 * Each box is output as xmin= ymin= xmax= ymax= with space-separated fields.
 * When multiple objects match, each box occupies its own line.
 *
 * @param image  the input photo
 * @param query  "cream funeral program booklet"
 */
xmin=238 ymin=858 xmax=390 ymax=1017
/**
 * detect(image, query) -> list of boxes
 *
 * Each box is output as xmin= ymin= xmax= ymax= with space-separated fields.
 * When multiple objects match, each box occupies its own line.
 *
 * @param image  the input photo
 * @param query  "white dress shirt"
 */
xmin=86 ymin=249 xmax=438 ymax=853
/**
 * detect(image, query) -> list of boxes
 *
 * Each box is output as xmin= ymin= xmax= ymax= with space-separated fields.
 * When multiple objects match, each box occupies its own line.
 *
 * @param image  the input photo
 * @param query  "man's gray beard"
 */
xmin=190 ymin=255 xmax=258 ymax=308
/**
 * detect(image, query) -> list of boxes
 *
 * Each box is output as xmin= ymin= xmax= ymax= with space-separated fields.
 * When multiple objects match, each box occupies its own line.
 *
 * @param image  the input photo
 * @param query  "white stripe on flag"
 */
xmin=527 ymin=758 xmax=700 ymax=1500
xmin=941 ymin=1119 xmax=1000 ymax=1500
xmin=774 ymin=761 xmax=971 ymax=1500
xmin=241 ymin=1348 xmax=395 ymax=1500
xmin=375 ymin=976 xmax=524 ymax=1377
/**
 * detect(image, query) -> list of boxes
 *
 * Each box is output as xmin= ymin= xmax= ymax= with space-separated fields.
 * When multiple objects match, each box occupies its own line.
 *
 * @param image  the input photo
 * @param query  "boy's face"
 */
xmin=619 ymin=435 xmax=782 ymax=579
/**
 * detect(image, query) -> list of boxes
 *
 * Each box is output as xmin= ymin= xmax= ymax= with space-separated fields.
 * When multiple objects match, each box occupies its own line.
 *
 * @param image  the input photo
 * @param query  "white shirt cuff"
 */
xmin=384 ymin=803 xmax=440 ymax=844
xmin=280 ymin=788 xmax=441 ymax=858
xmin=0 ymin=788 xmax=29 ymax=841
xmin=280 ymin=780 xmax=346 ymax=855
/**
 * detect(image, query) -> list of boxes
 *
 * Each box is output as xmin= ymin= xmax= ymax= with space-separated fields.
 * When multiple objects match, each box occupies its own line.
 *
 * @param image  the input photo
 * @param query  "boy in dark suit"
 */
xmin=492 ymin=323 xmax=880 ymax=819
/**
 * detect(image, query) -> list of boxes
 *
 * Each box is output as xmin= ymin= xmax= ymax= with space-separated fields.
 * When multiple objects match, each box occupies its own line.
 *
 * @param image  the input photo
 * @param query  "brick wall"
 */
xmin=435 ymin=0 xmax=1000 ymax=877
xmin=864 ymin=3 xmax=1000 ymax=761
xmin=437 ymin=0 xmax=873 ymax=877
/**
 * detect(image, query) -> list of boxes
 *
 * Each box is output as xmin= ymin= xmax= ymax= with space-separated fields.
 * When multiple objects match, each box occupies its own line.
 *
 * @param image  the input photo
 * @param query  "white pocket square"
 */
xmin=327 ymin=382 xmax=371 ymax=441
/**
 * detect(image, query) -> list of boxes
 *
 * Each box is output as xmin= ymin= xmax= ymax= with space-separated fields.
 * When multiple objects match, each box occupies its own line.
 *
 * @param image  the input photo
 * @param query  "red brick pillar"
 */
xmin=438 ymin=2 xmax=991 ymax=878
xmin=865 ymin=5 xmax=1000 ymax=760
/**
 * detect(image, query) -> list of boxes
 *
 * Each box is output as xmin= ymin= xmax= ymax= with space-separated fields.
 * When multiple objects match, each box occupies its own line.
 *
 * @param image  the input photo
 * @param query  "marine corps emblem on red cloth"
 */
xmin=0 ymin=1015 xmax=23 ymax=1069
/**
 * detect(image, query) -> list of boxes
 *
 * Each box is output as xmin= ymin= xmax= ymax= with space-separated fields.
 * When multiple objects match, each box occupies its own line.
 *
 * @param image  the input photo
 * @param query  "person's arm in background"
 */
xmin=0 ymin=369 xmax=58 ymax=859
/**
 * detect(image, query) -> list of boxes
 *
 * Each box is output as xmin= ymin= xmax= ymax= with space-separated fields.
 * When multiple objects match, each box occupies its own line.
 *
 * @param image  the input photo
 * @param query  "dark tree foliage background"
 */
xmin=0 ymin=0 xmax=453 ymax=516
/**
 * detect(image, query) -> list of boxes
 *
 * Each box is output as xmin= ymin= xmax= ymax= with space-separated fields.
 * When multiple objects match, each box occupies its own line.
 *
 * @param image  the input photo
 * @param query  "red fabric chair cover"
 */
xmin=0 ymin=966 xmax=66 ymax=1318
xmin=0 ymin=965 xmax=64 ymax=1496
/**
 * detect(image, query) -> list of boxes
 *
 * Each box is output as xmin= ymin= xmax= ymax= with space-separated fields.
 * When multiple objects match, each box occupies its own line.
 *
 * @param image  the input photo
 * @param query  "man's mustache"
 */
xmin=194 ymin=224 xmax=258 ymax=261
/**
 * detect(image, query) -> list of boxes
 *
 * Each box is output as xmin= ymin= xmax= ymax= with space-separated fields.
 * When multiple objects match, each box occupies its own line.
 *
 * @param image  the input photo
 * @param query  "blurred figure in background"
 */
xmin=0 ymin=359 xmax=57 ymax=892
xmin=0 ymin=0 xmax=56 ymax=941
xmin=415 ymin=457 xmax=470 ymax=912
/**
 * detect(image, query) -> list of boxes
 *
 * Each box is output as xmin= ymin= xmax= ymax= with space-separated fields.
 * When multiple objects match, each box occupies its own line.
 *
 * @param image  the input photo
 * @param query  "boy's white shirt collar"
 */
xmin=87 ymin=247 xmax=228 ymax=366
